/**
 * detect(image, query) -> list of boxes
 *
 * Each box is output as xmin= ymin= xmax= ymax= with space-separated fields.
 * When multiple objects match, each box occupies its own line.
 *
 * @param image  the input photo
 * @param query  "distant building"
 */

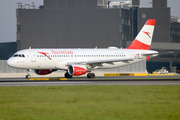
xmin=0 ymin=42 xmax=17 ymax=60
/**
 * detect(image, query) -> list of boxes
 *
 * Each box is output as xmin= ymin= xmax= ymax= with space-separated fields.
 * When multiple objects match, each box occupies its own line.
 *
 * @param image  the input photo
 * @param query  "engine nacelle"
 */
xmin=68 ymin=65 xmax=87 ymax=76
xmin=34 ymin=69 xmax=56 ymax=75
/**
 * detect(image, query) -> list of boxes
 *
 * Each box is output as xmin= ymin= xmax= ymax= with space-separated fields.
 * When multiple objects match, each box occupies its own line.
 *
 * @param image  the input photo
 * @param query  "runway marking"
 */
xmin=30 ymin=78 xmax=67 ymax=81
xmin=104 ymin=73 xmax=174 ymax=77
xmin=0 ymin=82 xmax=93 ymax=86
xmin=0 ymin=82 xmax=91 ymax=84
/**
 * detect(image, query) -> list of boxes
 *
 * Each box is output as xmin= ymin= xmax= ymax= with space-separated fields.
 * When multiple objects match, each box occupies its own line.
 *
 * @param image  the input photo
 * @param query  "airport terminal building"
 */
xmin=1 ymin=0 xmax=180 ymax=74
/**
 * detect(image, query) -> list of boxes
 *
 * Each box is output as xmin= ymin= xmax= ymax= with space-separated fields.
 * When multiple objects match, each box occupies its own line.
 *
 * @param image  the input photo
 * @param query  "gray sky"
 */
xmin=0 ymin=0 xmax=180 ymax=43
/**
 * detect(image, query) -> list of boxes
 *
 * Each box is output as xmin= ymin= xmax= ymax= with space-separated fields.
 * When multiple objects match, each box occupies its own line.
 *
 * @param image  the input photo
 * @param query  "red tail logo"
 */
xmin=38 ymin=52 xmax=52 ymax=60
xmin=143 ymin=31 xmax=151 ymax=38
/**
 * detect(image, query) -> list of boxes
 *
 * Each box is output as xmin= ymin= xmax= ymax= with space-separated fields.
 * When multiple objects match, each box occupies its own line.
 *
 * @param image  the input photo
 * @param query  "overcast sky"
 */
xmin=0 ymin=0 xmax=180 ymax=43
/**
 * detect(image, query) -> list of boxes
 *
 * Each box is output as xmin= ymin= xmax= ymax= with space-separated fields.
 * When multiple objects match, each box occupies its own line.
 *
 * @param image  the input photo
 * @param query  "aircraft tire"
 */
xmin=25 ymin=75 xmax=31 ymax=79
xmin=87 ymin=73 xmax=91 ymax=78
xmin=90 ymin=73 xmax=95 ymax=78
xmin=87 ymin=73 xmax=95 ymax=78
xmin=65 ymin=72 xmax=72 ymax=78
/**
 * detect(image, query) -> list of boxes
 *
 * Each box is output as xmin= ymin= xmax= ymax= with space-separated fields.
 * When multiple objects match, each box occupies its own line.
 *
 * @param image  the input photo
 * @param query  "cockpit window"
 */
xmin=13 ymin=54 xmax=25 ymax=58
xmin=13 ymin=54 xmax=18 ymax=57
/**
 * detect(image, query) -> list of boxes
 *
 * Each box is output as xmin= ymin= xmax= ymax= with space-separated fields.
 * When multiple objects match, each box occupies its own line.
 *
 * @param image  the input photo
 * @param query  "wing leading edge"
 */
xmin=65 ymin=58 xmax=139 ymax=66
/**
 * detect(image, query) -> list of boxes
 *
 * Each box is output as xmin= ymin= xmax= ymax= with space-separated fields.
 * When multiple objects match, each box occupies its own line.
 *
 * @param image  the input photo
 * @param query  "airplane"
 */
xmin=7 ymin=19 xmax=158 ymax=79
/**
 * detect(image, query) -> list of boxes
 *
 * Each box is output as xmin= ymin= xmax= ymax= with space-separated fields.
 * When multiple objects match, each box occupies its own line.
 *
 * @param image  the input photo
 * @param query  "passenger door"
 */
xmin=30 ymin=50 xmax=36 ymax=62
xmin=129 ymin=51 xmax=135 ymax=58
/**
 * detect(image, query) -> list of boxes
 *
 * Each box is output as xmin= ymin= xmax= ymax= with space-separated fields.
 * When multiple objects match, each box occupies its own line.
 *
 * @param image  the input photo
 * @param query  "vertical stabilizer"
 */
xmin=126 ymin=19 xmax=156 ymax=50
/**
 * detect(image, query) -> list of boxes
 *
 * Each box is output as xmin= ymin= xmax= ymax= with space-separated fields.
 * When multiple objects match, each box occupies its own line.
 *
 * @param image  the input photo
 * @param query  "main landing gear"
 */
xmin=87 ymin=73 xmax=95 ymax=78
xmin=25 ymin=69 xmax=31 ymax=79
xmin=64 ymin=72 xmax=95 ymax=78
xmin=64 ymin=71 xmax=72 ymax=78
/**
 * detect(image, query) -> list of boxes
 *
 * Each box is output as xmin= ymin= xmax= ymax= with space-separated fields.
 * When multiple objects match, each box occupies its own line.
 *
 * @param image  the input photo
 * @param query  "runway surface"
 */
xmin=0 ymin=76 xmax=180 ymax=86
xmin=1 ymin=75 xmax=180 ymax=81
xmin=0 ymin=79 xmax=180 ymax=86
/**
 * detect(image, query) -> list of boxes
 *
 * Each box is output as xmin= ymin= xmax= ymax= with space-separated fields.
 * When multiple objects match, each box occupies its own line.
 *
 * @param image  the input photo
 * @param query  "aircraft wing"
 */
xmin=66 ymin=58 xmax=139 ymax=66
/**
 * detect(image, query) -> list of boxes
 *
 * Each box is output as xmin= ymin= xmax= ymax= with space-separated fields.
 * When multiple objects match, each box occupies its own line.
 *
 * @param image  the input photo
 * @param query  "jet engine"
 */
xmin=34 ymin=69 xmax=57 ymax=75
xmin=68 ymin=65 xmax=88 ymax=76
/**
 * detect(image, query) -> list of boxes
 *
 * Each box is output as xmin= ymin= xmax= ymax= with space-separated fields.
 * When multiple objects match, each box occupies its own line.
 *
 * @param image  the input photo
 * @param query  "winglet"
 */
xmin=126 ymin=19 xmax=156 ymax=50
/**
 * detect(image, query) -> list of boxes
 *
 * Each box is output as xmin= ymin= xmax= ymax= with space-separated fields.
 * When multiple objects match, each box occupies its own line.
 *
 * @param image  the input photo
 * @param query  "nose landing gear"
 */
xmin=25 ymin=69 xmax=31 ymax=79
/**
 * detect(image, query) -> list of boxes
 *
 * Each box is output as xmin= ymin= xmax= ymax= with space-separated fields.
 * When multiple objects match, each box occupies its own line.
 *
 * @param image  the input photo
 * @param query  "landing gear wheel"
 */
xmin=25 ymin=75 xmax=31 ymax=79
xmin=87 ymin=73 xmax=95 ymax=78
xmin=25 ymin=69 xmax=31 ymax=79
xmin=90 ymin=73 xmax=95 ymax=78
xmin=87 ymin=73 xmax=91 ymax=78
xmin=64 ymin=72 xmax=72 ymax=78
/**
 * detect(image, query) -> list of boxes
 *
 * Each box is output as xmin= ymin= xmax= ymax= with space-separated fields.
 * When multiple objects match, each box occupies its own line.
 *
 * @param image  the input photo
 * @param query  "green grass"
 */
xmin=0 ymin=85 xmax=180 ymax=120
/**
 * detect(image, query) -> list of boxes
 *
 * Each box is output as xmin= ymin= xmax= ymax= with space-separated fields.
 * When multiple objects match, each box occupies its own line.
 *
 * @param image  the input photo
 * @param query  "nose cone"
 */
xmin=7 ymin=58 xmax=15 ymax=68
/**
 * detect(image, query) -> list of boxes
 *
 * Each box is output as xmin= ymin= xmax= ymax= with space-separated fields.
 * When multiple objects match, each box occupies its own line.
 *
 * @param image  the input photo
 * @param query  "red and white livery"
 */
xmin=7 ymin=19 xmax=158 ymax=78
xmin=126 ymin=19 xmax=156 ymax=50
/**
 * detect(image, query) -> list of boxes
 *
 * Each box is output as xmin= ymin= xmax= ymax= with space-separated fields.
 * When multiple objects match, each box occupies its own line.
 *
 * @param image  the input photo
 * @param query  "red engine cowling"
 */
xmin=34 ymin=69 xmax=56 ymax=75
xmin=68 ymin=65 xmax=87 ymax=76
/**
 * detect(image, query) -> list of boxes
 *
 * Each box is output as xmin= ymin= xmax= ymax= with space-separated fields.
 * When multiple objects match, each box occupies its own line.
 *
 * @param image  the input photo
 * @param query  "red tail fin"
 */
xmin=126 ymin=19 xmax=156 ymax=50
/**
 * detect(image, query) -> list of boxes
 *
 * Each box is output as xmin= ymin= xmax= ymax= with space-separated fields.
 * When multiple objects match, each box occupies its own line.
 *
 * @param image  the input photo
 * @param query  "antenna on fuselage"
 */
xmin=95 ymin=46 xmax=97 ymax=49
xmin=29 ymin=46 xmax=31 ymax=49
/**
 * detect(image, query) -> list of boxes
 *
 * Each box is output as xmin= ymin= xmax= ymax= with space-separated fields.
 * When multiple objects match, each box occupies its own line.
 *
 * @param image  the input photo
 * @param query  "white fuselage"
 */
xmin=7 ymin=48 xmax=158 ymax=70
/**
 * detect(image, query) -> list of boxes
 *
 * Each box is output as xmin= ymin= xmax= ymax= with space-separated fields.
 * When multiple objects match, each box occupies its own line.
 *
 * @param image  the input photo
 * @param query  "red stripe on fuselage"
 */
xmin=126 ymin=39 xmax=150 ymax=50
xmin=145 ymin=19 xmax=156 ymax=26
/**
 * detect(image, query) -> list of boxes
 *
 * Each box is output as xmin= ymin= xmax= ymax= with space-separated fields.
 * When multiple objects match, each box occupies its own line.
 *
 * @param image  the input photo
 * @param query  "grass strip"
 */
xmin=0 ymin=85 xmax=180 ymax=120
